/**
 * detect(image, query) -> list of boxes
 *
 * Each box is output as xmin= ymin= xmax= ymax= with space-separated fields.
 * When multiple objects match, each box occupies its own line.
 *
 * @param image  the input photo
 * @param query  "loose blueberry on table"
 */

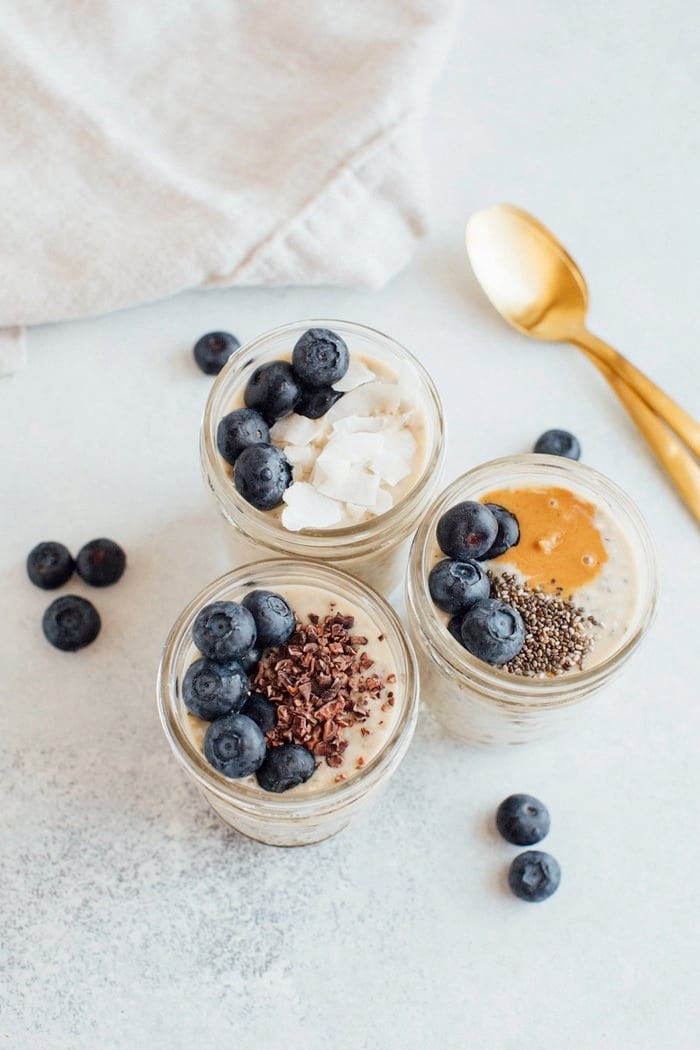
xmin=75 ymin=538 xmax=126 ymax=587
xmin=496 ymin=794 xmax=550 ymax=846
xmin=42 ymin=595 xmax=101 ymax=651
xmin=533 ymin=428 xmax=581 ymax=460
xmin=193 ymin=330 xmax=241 ymax=376
xmin=508 ymin=850 xmax=561 ymax=902
xmin=26 ymin=541 xmax=74 ymax=590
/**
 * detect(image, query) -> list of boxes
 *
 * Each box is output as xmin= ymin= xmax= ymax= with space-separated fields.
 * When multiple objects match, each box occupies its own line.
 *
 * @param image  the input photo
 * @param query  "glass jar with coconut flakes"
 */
xmin=405 ymin=455 xmax=658 ymax=747
xmin=200 ymin=320 xmax=445 ymax=597
xmin=157 ymin=559 xmax=419 ymax=846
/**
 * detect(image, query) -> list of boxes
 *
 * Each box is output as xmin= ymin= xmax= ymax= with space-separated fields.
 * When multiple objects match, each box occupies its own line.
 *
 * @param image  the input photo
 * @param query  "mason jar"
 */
xmin=200 ymin=319 xmax=445 ymax=596
xmin=157 ymin=559 xmax=419 ymax=846
xmin=405 ymin=455 xmax=658 ymax=746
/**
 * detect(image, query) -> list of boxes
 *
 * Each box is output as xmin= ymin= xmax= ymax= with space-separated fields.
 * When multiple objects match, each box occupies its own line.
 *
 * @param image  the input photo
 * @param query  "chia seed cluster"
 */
xmin=490 ymin=572 xmax=599 ymax=676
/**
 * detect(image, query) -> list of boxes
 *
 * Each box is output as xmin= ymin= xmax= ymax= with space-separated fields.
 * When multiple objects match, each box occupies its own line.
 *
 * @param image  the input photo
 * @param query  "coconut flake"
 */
xmin=369 ymin=428 xmax=417 ymax=485
xmin=331 ymin=415 xmax=385 ymax=436
xmin=283 ymin=445 xmax=316 ymax=474
xmin=396 ymin=360 xmax=421 ymax=405
xmin=334 ymin=357 xmax=376 ymax=392
xmin=313 ymin=458 xmax=381 ymax=507
xmin=373 ymin=486 xmax=394 ymax=516
xmin=311 ymin=457 xmax=351 ymax=498
xmin=318 ymin=431 xmax=385 ymax=466
xmin=326 ymin=381 xmax=401 ymax=422
xmin=281 ymin=482 xmax=343 ymax=530
xmin=270 ymin=414 xmax=329 ymax=447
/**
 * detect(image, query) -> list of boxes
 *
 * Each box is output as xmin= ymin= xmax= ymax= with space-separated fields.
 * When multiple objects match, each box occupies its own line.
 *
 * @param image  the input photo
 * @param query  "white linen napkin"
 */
xmin=0 ymin=0 xmax=461 ymax=374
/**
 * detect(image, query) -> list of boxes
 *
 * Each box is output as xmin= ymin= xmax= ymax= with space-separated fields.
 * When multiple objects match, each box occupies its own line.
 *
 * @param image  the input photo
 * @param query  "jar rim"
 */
xmin=406 ymin=454 xmax=659 ymax=706
xmin=157 ymin=558 xmax=420 ymax=815
xmin=200 ymin=318 xmax=446 ymax=555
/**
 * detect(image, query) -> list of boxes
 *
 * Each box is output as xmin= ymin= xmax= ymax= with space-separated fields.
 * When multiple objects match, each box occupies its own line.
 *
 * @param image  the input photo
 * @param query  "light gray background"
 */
xmin=2 ymin=3 xmax=699 ymax=1048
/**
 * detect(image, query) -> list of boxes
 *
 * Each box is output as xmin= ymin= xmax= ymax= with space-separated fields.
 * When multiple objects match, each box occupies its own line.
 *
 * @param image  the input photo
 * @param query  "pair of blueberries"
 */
xmin=496 ymin=794 xmax=561 ymax=902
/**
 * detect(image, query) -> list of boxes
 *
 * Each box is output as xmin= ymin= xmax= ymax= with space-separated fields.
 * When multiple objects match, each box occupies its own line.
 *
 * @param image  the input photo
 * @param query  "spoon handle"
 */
xmin=573 ymin=330 xmax=700 ymax=458
xmin=582 ymin=350 xmax=700 ymax=524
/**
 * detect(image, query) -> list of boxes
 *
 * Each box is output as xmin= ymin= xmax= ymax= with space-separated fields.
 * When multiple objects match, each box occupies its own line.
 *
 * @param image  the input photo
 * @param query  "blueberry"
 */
xmin=240 ymin=646 xmax=262 ymax=673
xmin=255 ymin=743 xmax=316 ymax=793
xmin=533 ymin=429 xmax=581 ymax=460
xmin=241 ymin=589 xmax=295 ymax=647
xmin=26 ymin=541 xmax=74 ymax=590
xmin=291 ymin=328 xmax=349 ymax=388
xmin=203 ymin=713 xmax=266 ymax=778
xmin=508 ymin=850 xmax=561 ymax=902
xmin=436 ymin=502 xmax=499 ymax=561
xmin=244 ymin=361 xmax=301 ymax=424
xmin=233 ymin=444 xmax=292 ymax=510
xmin=193 ymin=330 xmax=241 ymax=376
xmin=496 ymin=794 xmax=550 ymax=846
xmin=75 ymin=538 xmax=126 ymax=587
xmin=192 ymin=601 xmax=257 ymax=663
xmin=447 ymin=613 xmax=465 ymax=646
xmin=428 ymin=558 xmax=490 ymax=614
xmin=241 ymin=691 xmax=277 ymax=735
xmin=480 ymin=504 xmax=520 ymax=560
xmin=295 ymin=385 xmax=344 ymax=419
xmin=216 ymin=408 xmax=269 ymax=465
xmin=182 ymin=658 xmax=249 ymax=721
xmin=460 ymin=598 xmax=525 ymax=665
xmin=42 ymin=595 xmax=101 ymax=651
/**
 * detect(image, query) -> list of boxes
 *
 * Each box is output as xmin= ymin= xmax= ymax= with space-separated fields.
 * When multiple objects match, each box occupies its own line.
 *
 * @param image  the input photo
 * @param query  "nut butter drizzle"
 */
xmin=483 ymin=485 xmax=608 ymax=595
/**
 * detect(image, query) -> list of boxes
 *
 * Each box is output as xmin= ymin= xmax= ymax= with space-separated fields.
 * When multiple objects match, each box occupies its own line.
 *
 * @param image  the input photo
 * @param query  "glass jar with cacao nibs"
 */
xmin=158 ymin=559 xmax=419 ymax=846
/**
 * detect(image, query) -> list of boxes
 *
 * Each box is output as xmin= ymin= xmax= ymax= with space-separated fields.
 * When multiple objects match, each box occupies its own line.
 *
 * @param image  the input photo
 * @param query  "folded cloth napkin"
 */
xmin=0 ymin=0 xmax=461 ymax=374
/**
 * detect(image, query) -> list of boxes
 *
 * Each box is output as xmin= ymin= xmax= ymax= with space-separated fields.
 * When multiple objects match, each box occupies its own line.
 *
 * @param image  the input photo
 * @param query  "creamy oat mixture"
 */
xmin=182 ymin=584 xmax=402 ymax=796
xmin=225 ymin=352 xmax=430 ymax=530
xmin=430 ymin=485 xmax=640 ymax=675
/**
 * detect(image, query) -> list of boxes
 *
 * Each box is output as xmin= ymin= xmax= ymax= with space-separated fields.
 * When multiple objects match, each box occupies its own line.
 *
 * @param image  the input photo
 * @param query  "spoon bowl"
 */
xmin=466 ymin=204 xmax=589 ymax=341
xmin=465 ymin=202 xmax=700 ymax=524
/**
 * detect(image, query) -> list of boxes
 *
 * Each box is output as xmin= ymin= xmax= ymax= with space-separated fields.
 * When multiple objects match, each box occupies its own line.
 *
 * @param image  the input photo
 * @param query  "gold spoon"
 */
xmin=466 ymin=203 xmax=700 ymax=523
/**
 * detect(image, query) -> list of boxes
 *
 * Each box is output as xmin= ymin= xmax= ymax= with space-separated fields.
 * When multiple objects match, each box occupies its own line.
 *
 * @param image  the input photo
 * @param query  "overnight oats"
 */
xmin=405 ymin=456 xmax=657 ymax=746
xmin=200 ymin=320 xmax=445 ymax=596
xmin=157 ymin=560 xmax=419 ymax=846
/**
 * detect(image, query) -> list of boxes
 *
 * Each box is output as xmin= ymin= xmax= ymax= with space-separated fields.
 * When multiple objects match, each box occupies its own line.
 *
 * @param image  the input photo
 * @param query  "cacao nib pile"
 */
xmin=252 ymin=611 xmax=394 ymax=769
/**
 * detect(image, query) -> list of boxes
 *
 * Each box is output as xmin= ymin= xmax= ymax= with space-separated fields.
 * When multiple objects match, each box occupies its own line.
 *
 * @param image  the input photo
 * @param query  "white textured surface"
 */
xmin=2 ymin=3 xmax=700 ymax=1048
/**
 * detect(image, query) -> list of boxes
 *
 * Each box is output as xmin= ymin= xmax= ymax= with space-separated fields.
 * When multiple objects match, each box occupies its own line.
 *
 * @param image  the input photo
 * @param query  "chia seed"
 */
xmin=489 ymin=571 xmax=599 ymax=677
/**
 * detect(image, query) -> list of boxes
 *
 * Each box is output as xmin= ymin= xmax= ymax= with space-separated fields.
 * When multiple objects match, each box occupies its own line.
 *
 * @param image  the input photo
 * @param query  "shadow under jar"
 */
xmin=200 ymin=319 xmax=445 ymax=597
xmin=405 ymin=455 xmax=658 ymax=747
xmin=157 ymin=559 xmax=419 ymax=846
